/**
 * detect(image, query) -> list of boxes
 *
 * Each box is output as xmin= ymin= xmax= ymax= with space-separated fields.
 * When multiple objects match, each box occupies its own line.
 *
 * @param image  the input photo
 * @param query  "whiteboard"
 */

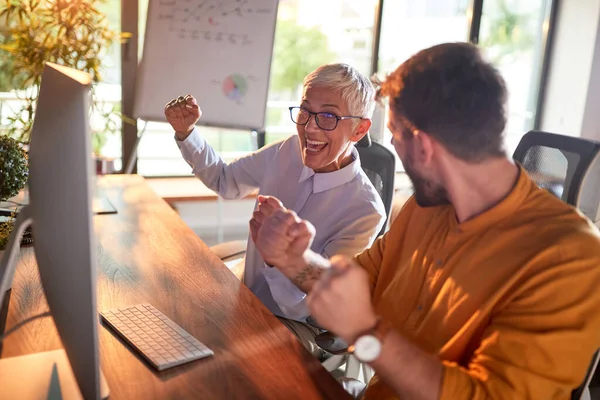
xmin=134 ymin=0 xmax=278 ymax=131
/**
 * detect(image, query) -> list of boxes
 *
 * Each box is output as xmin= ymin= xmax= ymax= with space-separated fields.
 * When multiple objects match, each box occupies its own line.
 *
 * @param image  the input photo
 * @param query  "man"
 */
xmin=164 ymin=63 xmax=386 ymax=358
xmin=252 ymin=43 xmax=600 ymax=399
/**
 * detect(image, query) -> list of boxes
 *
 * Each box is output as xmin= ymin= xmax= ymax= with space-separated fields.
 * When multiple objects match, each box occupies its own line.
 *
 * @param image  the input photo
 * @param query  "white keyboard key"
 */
xmin=100 ymin=303 xmax=214 ymax=371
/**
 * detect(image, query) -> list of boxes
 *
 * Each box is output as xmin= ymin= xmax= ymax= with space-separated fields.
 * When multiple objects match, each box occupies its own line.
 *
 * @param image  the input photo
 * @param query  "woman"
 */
xmin=164 ymin=63 xmax=386 ymax=357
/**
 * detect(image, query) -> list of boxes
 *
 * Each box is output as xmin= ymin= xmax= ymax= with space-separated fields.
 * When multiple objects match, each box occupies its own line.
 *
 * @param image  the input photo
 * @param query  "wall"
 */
xmin=540 ymin=0 xmax=600 ymax=141
xmin=581 ymin=12 xmax=600 ymax=142
xmin=370 ymin=103 xmax=386 ymax=143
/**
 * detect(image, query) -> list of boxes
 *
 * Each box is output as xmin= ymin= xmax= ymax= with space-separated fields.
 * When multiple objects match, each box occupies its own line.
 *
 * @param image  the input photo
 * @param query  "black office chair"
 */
xmin=209 ymin=133 xmax=396 ymax=267
xmin=355 ymin=133 xmax=396 ymax=237
xmin=513 ymin=130 xmax=600 ymax=226
xmin=513 ymin=130 xmax=600 ymax=400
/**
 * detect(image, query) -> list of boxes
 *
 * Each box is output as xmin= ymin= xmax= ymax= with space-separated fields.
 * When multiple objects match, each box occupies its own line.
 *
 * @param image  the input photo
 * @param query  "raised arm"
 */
xmin=165 ymin=95 xmax=270 ymax=199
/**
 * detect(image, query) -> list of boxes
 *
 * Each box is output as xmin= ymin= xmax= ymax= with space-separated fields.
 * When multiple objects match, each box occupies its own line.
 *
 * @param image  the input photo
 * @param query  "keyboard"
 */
xmin=100 ymin=303 xmax=213 ymax=371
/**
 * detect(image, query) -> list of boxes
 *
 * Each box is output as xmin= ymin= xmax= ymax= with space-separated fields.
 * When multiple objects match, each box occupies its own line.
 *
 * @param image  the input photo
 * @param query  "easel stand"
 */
xmin=123 ymin=120 xmax=149 ymax=175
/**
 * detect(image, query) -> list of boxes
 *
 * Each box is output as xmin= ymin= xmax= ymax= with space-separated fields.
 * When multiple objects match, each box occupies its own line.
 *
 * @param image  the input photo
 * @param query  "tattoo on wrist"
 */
xmin=293 ymin=262 xmax=322 ymax=287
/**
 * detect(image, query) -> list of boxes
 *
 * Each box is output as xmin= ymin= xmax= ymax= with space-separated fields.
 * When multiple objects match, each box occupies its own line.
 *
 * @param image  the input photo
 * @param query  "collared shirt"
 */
xmin=177 ymin=128 xmax=385 ymax=321
xmin=356 ymin=166 xmax=600 ymax=400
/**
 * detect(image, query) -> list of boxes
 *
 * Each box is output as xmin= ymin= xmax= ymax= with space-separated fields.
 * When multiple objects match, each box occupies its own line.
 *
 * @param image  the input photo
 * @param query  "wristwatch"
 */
xmin=348 ymin=317 xmax=391 ymax=363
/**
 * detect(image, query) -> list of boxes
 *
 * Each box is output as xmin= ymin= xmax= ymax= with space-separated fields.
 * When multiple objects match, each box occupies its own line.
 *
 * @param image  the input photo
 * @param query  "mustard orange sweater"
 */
xmin=356 ymin=168 xmax=600 ymax=399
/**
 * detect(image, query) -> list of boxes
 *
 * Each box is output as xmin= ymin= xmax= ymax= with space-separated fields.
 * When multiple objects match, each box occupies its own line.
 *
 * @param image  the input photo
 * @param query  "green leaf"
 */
xmin=0 ymin=135 xmax=28 ymax=201
xmin=0 ymin=0 xmax=123 ymax=147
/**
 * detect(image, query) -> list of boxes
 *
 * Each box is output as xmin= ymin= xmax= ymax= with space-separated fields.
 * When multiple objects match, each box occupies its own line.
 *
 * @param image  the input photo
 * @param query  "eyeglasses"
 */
xmin=289 ymin=106 xmax=362 ymax=131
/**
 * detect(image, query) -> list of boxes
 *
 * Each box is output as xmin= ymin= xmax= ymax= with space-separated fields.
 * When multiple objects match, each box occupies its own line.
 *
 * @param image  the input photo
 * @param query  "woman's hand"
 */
xmin=164 ymin=94 xmax=202 ymax=140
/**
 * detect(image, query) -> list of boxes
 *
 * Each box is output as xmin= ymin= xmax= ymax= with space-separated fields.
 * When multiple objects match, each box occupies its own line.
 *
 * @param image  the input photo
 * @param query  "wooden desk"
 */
xmin=146 ymin=176 xmax=258 ymax=203
xmin=0 ymin=175 xmax=349 ymax=399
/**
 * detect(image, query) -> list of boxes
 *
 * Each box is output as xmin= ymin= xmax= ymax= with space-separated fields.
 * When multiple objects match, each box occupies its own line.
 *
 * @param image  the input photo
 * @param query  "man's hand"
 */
xmin=307 ymin=255 xmax=378 ymax=344
xmin=249 ymin=195 xmax=285 ymax=244
xmin=164 ymin=94 xmax=202 ymax=140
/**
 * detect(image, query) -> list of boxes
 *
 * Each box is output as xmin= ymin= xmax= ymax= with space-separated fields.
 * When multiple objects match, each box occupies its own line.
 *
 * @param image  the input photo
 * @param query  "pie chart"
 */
xmin=222 ymin=74 xmax=248 ymax=102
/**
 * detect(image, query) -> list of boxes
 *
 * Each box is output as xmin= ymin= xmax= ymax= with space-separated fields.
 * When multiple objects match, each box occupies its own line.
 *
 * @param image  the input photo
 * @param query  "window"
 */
xmin=376 ymin=0 xmax=553 ymax=169
xmin=130 ymin=0 xmax=557 ymax=176
xmin=377 ymin=0 xmax=471 ymax=170
xmin=0 ymin=0 xmax=123 ymax=169
xmin=0 ymin=0 xmax=559 ymax=177
xmin=95 ymin=0 xmax=123 ymax=170
xmin=6 ymin=0 xmax=549 ymax=176
xmin=265 ymin=0 xmax=377 ymax=145
xmin=478 ymin=0 xmax=553 ymax=155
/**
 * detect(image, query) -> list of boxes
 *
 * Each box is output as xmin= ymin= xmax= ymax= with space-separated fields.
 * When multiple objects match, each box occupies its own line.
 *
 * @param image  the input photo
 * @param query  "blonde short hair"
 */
xmin=303 ymin=63 xmax=375 ymax=119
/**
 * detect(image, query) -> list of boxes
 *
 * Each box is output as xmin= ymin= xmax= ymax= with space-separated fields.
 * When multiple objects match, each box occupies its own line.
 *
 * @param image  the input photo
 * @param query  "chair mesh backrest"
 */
xmin=357 ymin=141 xmax=396 ymax=237
xmin=362 ymin=168 xmax=384 ymax=200
xmin=513 ymin=131 xmax=600 ymax=210
xmin=519 ymin=144 xmax=579 ymax=202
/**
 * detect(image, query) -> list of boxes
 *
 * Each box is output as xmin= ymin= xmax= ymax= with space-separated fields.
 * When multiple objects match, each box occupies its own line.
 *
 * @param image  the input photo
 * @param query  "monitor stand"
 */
xmin=0 ymin=349 xmax=109 ymax=399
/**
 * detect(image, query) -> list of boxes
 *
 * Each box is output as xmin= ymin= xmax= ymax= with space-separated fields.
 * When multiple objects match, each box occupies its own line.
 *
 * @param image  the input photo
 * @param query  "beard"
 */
xmin=402 ymin=153 xmax=450 ymax=208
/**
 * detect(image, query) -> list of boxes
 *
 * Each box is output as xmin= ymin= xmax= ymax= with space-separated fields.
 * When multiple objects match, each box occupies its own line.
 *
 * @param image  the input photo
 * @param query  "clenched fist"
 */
xmin=249 ymin=195 xmax=285 ymax=244
xmin=254 ymin=209 xmax=315 ymax=275
xmin=164 ymin=94 xmax=202 ymax=140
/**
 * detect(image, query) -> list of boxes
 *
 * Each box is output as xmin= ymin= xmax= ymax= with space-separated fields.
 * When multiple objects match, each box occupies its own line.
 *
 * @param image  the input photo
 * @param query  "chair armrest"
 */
xmin=315 ymin=331 xmax=349 ymax=355
xmin=209 ymin=240 xmax=247 ymax=261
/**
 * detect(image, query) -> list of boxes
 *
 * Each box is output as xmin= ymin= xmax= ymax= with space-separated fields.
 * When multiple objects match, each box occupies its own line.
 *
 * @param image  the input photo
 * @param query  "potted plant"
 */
xmin=0 ymin=0 xmax=131 ymax=244
xmin=0 ymin=135 xmax=28 ymax=251
xmin=0 ymin=0 xmax=131 ymax=162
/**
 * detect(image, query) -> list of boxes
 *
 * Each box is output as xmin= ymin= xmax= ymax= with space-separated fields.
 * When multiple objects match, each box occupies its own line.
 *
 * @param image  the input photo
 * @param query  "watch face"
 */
xmin=354 ymin=334 xmax=382 ymax=363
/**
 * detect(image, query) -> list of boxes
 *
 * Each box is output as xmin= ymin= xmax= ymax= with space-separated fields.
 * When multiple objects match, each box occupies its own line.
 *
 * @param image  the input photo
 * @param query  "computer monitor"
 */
xmin=0 ymin=63 xmax=108 ymax=399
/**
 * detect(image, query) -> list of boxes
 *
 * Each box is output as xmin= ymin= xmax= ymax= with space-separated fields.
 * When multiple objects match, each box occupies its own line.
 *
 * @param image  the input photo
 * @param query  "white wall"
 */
xmin=581 ymin=12 xmax=600 ymax=142
xmin=540 ymin=0 xmax=600 ymax=140
xmin=369 ymin=103 xmax=386 ymax=143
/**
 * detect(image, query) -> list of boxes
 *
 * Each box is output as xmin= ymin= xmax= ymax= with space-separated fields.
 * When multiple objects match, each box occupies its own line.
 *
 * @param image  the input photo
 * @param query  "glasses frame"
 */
xmin=288 ymin=106 xmax=363 ymax=131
